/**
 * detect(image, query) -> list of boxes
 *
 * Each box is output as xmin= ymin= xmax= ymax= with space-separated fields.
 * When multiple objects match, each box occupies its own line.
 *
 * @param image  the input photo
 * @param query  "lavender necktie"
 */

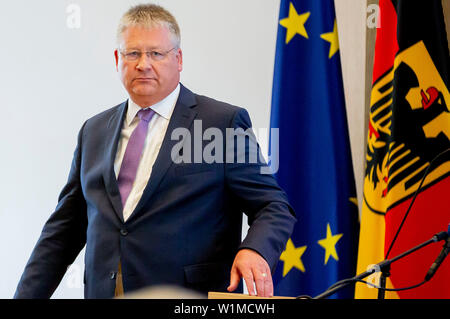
xmin=117 ymin=108 xmax=156 ymax=207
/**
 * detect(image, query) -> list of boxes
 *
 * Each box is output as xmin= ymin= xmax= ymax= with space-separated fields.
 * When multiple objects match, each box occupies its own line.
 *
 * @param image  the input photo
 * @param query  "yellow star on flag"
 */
xmin=279 ymin=238 xmax=307 ymax=277
xmin=279 ymin=2 xmax=310 ymax=44
xmin=317 ymin=223 xmax=343 ymax=265
xmin=320 ymin=19 xmax=340 ymax=58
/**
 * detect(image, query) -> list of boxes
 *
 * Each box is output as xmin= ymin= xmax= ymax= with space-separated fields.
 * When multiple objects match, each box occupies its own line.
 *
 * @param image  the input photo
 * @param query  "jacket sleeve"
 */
xmin=224 ymin=108 xmax=297 ymax=272
xmin=14 ymin=122 xmax=88 ymax=298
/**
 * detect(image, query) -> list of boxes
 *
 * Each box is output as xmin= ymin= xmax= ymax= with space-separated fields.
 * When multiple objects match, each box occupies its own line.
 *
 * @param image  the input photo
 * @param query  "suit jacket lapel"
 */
xmin=129 ymin=84 xmax=197 ymax=221
xmin=102 ymin=101 xmax=128 ymax=223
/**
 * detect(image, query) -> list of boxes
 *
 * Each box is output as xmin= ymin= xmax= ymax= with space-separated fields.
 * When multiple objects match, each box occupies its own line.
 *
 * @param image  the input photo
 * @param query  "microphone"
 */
xmin=425 ymin=224 xmax=450 ymax=282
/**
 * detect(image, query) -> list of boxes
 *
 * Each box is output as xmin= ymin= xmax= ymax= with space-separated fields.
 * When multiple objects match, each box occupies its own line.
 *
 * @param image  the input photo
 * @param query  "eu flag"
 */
xmin=270 ymin=0 xmax=360 ymax=298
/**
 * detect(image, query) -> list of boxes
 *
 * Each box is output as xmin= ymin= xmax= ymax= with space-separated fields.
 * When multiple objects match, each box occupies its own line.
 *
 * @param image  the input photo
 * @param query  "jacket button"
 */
xmin=110 ymin=272 xmax=116 ymax=280
xmin=120 ymin=229 xmax=128 ymax=236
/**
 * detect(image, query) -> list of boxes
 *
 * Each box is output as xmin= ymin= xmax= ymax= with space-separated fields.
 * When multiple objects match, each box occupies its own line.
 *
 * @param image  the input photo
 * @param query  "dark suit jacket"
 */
xmin=15 ymin=84 xmax=296 ymax=298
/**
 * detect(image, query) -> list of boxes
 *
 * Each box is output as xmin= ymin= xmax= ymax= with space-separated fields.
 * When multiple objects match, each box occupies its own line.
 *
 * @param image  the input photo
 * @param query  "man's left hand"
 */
xmin=227 ymin=249 xmax=273 ymax=297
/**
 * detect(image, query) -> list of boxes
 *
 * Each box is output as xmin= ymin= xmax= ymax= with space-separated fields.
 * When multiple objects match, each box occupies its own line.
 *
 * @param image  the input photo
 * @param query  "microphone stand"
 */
xmin=314 ymin=230 xmax=448 ymax=299
xmin=378 ymin=149 xmax=450 ymax=297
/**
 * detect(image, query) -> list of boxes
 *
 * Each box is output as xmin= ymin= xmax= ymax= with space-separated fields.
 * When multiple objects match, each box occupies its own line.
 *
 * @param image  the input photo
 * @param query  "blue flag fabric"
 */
xmin=270 ymin=0 xmax=360 ymax=298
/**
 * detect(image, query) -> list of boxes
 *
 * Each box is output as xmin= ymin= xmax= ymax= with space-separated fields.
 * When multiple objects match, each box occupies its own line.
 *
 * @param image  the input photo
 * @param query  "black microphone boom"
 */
xmin=313 ymin=227 xmax=450 ymax=299
xmin=425 ymin=224 xmax=450 ymax=282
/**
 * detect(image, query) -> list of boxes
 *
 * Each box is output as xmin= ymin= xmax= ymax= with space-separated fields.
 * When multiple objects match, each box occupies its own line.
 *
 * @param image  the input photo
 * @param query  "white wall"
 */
xmin=335 ymin=0 xmax=372 ymax=215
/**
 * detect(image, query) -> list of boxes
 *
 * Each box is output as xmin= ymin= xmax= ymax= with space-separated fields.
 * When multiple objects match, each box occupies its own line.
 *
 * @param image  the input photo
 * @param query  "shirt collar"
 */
xmin=126 ymin=83 xmax=180 ymax=126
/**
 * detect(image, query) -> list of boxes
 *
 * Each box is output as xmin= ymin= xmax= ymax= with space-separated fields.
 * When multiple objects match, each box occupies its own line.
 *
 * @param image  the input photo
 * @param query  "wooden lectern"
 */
xmin=208 ymin=292 xmax=295 ymax=299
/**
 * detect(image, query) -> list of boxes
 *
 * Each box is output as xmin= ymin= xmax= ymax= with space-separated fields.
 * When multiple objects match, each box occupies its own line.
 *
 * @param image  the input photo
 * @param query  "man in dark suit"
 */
xmin=15 ymin=4 xmax=295 ymax=299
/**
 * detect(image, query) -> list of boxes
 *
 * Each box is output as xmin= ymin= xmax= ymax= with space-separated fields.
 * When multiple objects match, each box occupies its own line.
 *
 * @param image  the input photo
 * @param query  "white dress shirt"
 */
xmin=114 ymin=83 xmax=180 ymax=221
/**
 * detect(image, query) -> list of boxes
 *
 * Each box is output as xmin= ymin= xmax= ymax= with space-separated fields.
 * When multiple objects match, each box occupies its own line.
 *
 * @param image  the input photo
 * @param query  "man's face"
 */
xmin=115 ymin=25 xmax=183 ymax=106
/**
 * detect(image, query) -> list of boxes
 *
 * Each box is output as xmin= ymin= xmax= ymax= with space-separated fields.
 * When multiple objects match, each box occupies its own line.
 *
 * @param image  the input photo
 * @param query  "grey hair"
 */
xmin=117 ymin=4 xmax=181 ymax=48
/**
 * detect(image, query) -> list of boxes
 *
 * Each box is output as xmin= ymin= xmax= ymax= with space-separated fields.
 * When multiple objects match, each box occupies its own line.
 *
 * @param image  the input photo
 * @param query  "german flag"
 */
xmin=356 ymin=0 xmax=450 ymax=298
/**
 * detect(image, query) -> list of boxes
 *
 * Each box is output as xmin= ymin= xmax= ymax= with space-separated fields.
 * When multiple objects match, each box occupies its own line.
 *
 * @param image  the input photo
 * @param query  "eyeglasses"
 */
xmin=119 ymin=47 xmax=176 ymax=62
